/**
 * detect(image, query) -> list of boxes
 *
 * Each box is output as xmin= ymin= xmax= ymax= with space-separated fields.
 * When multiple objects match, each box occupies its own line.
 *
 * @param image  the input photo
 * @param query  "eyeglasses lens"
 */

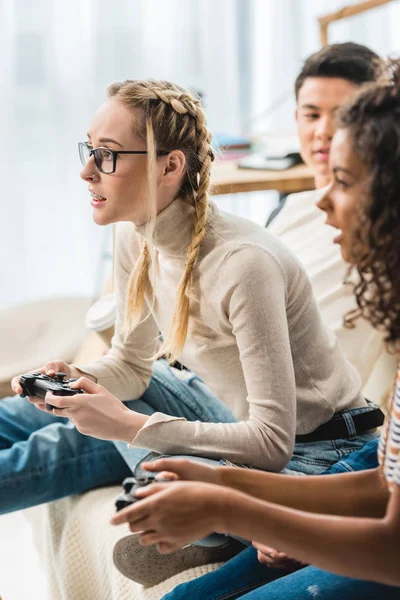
xmin=78 ymin=142 xmax=91 ymax=167
xmin=95 ymin=148 xmax=114 ymax=174
xmin=78 ymin=143 xmax=115 ymax=174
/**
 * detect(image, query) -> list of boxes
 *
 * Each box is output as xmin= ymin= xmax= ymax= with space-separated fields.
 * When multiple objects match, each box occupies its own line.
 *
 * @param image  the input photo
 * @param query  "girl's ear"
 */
xmin=162 ymin=150 xmax=186 ymax=186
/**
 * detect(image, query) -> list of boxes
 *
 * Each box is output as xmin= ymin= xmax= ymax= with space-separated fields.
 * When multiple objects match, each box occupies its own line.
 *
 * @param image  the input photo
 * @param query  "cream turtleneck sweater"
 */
xmin=78 ymin=198 xmax=365 ymax=471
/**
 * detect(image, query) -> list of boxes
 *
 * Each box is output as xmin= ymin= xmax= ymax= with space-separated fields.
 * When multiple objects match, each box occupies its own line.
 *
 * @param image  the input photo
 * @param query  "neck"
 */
xmin=134 ymin=197 xmax=204 ymax=257
xmin=314 ymin=173 xmax=332 ymax=189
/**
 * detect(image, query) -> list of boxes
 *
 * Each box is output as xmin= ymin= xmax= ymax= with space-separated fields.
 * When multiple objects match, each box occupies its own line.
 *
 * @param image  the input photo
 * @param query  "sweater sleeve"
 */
xmin=74 ymin=223 xmax=160 ymax=401
xmin=132 ymin=244 xmax=297 ymax=471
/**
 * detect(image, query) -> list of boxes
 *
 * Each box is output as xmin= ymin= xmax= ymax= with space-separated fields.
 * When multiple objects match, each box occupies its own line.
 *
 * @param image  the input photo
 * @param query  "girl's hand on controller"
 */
xmin=110 ymin=480 xmax=228 ymax=553
xmin=11 ymin=360 xmax=85 ymax=409
xmin=141 ymin=458 xmax=222 ymax=486
xmin=43 ymin=377 xmax=149 ymax=442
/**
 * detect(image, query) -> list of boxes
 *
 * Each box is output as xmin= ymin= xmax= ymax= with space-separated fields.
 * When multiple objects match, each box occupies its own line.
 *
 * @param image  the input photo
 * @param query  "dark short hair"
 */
xmin=295 ymin=42 xmax=382 ymax=99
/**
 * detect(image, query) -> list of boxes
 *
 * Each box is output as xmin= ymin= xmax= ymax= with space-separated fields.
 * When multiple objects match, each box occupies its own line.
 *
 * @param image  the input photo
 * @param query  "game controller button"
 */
xmin=54 ymin=372 xmax=67 ymax=381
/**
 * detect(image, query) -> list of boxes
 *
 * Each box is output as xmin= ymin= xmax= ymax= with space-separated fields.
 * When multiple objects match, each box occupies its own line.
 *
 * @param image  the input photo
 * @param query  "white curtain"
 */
xmin=0 ymin=0 xmax=245 ymax=307
xmin=249 ymin=0 xmax=400 ymax=134
xmin=1 ymin=0 xmax=400 ymax=307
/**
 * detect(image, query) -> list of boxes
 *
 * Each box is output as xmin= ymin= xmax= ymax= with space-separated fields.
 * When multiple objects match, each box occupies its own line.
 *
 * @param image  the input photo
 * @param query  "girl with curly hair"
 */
xmin=111 ymin=62 xmax=400 ymax=599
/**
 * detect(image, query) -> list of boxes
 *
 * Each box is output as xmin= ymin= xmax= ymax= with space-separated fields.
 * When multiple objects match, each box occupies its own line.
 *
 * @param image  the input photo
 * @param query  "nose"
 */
xmin=315 ymin=114 xmax=334 ymax=142
xmin=316 ymin=181 xmax=334 ymax=213
xmin=80 ymin=156 xmax=98 ymax=182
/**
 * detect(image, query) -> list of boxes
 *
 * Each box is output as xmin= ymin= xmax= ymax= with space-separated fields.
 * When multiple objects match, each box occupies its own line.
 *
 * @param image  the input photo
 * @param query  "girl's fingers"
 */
xmin=139 ymin=531 xmax=160 ymax=546
xmin=156 ymin=471 xmax=178 ymax=481
xmin=110 ymin=501 xmax=151 ymax=526
xmin=142 ymin=459 xmax=175 ymax=471
xmin=134 ymin=483 xmax=168 ymax=498
xmin=157 ymin=541 xmax=180 ymax=554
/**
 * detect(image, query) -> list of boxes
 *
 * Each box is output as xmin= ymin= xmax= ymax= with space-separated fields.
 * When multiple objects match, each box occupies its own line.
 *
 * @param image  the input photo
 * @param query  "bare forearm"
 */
xmin=220 ymin=491 xmax=399 ymax=585
xmin=217 ymin=466 xmax=388 ymax=517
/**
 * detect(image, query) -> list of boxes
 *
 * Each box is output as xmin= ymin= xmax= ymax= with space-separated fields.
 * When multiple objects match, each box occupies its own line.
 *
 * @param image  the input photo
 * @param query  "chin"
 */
xmin=93 ymin=212 xmax=113 ymax=227
xmin=314 ymin=163 xmax=330 ymax=178
xmin=339 ymin=245 xmax=352 ymax=265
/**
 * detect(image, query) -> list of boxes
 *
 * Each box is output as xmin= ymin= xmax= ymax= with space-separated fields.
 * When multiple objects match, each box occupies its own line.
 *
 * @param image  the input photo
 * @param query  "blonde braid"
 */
xmin=124 ymin=108 xmax=158 ymax=335
xmin=153 ymin=90 xmax=213 ymax=361
xmin=124 ymin=238 xmax=151 ymax=335
xmin=109 ymin=81 xmax=213 ymax=359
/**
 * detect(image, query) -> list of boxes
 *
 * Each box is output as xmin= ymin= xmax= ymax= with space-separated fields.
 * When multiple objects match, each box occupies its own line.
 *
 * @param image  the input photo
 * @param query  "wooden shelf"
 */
xmin=210 ymin=161 xmax=314 ymax=195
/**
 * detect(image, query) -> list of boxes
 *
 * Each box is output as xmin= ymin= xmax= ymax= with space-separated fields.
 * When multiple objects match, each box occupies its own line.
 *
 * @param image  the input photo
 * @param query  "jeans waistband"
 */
xmin=295 ymin=402 xmax=384 ymax=443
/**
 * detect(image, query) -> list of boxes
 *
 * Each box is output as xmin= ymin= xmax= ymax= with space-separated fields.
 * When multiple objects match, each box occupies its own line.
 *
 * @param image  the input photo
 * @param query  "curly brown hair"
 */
xmin=337 ymin=60 xmax=400 ymax=351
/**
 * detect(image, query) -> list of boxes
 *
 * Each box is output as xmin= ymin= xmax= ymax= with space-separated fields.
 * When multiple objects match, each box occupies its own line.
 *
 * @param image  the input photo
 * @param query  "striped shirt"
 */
xmin=378 ymin=363 xmax=400 ymax=490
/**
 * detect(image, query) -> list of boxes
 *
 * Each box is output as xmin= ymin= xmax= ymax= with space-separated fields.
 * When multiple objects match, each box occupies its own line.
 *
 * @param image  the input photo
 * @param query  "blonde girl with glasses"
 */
xmin=5 ymin=79 xmax=378 ymax=585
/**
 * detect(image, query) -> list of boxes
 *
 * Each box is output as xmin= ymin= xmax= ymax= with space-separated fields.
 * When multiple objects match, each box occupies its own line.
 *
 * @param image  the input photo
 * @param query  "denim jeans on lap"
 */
xmin=162 ymin=545 xmax=400 ymax=600
xmin=0 ymin=360 xmax=236 ymax=514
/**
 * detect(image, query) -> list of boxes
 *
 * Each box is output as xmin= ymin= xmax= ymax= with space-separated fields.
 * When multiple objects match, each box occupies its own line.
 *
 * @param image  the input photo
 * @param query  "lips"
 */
xmin=89 ymin=190 xmax=107 ymax=207
xmin=333 ymin=231 xmax=343 ymax=244
xmin=314 ymin=148 xmax=330 ymax=162
xmin=91 ymin=198 xmax=107 ymax=208
xmin=326 ymin=221 xmax=343 ymax=245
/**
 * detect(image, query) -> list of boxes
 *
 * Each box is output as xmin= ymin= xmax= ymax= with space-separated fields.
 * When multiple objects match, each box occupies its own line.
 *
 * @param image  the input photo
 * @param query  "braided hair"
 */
xmin=108 ymin=80 xmax=214 ymax=361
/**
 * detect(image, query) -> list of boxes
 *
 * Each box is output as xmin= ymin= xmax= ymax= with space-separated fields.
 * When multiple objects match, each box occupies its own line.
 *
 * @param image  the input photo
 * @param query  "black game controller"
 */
xmin=19 ymin=371 xmax=85 ymax=411
xmin=115 ymin=474 xmax=170 ymax=512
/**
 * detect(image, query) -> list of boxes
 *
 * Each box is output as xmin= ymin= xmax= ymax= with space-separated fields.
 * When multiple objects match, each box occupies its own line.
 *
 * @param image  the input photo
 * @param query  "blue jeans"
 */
xmin=0 ymin=361 xmax=235 ymax=514
xmin=0 ymin=359 xmax=377 ymax=515
xmin=162 ymin=439 xmax=400 ymax=600
xmin=163 ymin=545 xmax=400 ymax=600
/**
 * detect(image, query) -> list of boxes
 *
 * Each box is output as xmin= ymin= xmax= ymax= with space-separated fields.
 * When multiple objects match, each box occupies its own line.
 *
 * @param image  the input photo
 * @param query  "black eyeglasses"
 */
xmin=78 ymin=141 xmax=168 ymax=174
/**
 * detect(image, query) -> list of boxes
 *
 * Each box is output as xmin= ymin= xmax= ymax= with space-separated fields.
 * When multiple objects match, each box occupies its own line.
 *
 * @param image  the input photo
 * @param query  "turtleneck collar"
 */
xmin=134 ymin=197 xmax=215 ymax=257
